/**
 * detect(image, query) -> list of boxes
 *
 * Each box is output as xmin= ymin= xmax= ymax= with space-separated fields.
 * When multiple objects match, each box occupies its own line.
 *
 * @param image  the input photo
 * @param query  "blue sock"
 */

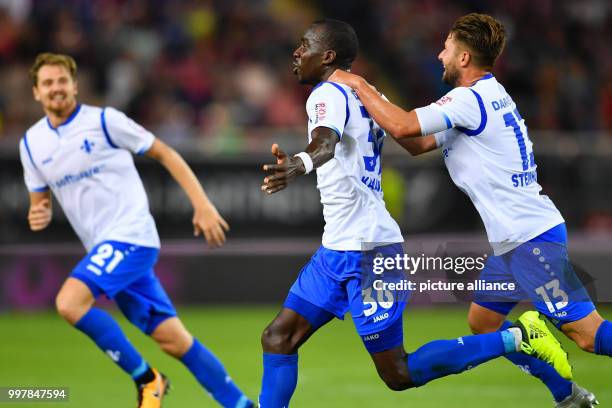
xmin=181 ymin=339 xmax=252 ymax=408
xmin=499 ymin=321 xmax=572 ymax=402
xmin=75 ymin=307 xmax=148 ymax=379
xmin=259 ymin=353 xmax=298 ymax=408
xmin=595 ymin=320 xmax=612 ymax=357
xmin=407 ymin=332 xmax=510 ymax=386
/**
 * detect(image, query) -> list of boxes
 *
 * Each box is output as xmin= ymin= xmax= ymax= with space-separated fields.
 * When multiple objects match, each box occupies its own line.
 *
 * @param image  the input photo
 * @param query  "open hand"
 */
xmin=261 ymin=144 xmax=305 ymax=194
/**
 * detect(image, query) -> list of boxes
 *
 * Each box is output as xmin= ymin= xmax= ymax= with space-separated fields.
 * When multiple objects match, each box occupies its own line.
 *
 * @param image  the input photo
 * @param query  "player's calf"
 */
xmin=562 ymin=311 xmax=611 ymax=355
xmin=372 ymin=347 xmax=414 ymax=391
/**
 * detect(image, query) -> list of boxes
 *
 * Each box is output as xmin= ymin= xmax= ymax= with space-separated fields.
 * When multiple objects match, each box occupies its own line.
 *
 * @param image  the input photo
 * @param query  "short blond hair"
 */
xmin=29 ymin=52 xmax=77 ymax=86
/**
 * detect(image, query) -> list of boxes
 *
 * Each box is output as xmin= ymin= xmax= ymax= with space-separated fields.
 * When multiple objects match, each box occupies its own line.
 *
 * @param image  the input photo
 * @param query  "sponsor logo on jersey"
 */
xmin=436 ymin=96 xmax=453 ymax=106
xmin=54 ymin=164 xmax=105 ymax=188
xmin=314 ymin=102 xmax=326 ymax=123
xmin=362 ymin=333 xmax=380 ymax=342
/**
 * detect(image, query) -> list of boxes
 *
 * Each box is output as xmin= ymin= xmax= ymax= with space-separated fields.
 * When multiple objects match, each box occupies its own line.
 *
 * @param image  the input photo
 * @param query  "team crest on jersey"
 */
xmin=436 ymin=96 xmax=453 ymax=106
xmin=314 ymin=102 xmax=326 ymax=124
xmin=80 ymin=138 xmax=95 ymax=154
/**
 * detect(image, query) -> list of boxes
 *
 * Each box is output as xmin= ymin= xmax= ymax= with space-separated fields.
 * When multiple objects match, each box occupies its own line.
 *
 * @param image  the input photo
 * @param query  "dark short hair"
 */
xmin=30 ymin=52 xmax=77 ymax=86
xmin=311 ymin=19 xmax=359 ymax=69
xmin=450 ymin=13 xmax=506 ymax=69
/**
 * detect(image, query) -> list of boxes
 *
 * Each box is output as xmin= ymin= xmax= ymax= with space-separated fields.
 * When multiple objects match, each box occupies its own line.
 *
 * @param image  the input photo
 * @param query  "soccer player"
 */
xmin=329 ymin=13 xmax=610 ymax=408
xmin=20 ymin=53 xmax=253 ymax=408
xmin=259 ymin=19 xmax=572 ymax=407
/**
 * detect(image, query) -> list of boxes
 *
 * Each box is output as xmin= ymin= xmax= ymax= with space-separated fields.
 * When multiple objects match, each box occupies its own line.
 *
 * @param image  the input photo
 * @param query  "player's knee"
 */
xmin=261 ymin=323 xmax=296 ymax=354
xmin=467 ymin=311 xmax=503 ymax=334
xmin=468 ymin=316 xmax=491 ymax=334
xmin=55 ymin=294 xmax=84 ymax=324
xmin=159 ymin=339 xmax=187 ymax=358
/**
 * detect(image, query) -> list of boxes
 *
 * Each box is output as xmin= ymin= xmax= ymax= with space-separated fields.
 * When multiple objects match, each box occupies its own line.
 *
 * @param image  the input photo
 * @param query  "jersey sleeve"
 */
xmin=416 ymin=87 xmax=486 ymax=136
xmin=101 ymin=107 xmax=155 ymax=154
xmin=433 ymin=130 xmax=455 ymax=147
xmin=19 ymin=137 xmax=49 ymax=192
xmin=306 ymin=83 xmax=349 ymax=140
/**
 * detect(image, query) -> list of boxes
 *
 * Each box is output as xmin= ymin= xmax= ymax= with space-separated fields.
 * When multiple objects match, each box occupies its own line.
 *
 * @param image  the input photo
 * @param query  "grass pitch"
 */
xmin=0 ymin=306 xmax=610 ymax=407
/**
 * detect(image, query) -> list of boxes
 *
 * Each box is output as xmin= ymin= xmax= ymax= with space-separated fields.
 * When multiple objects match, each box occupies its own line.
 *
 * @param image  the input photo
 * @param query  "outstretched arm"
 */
xmin=395 ymin=134 xmax=438 ymax=156
xmin=261 ymin=127 xmax=339 ymax=194
xmin=328 ymin=70 xmax=422 ymax=139
xmin=28 ymin=191 xmax=52 ymax=231
xmin=145 ymin=138 xmax=229 ymax=248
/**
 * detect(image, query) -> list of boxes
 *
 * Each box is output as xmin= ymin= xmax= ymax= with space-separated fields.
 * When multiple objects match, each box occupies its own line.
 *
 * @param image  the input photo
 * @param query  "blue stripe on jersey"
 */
xmin=359 ymin=105 xmax=370 ymax=119
xmin=101 ymin=108 xmax=119 ymax=148
xmin=312 ymin=81 xmax=350 ymax=134
xmin=473 ymin=73 xmax=494 ymax=84
xmin=46 ymin=104 xmax=82 ymax=131
xmin=456 ymin=89 xmax=487 ymax=136
xmin=327 ymin=82 xmax=350 ymax=127
xmin=440 ymin=111 xmax=452 ymax=128
xmin=31 ymin=186 xmax=50 ymax=192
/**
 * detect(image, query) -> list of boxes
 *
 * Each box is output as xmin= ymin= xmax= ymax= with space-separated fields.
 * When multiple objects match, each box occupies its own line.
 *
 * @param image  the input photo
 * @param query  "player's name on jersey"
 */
xmin=372 ymin=279 xmax=516 ymax=293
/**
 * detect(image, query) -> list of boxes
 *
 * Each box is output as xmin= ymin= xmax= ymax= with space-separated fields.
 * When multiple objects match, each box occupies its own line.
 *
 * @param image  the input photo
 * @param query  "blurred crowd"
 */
xmin=0 ymin=0 xmax=610 ymax=153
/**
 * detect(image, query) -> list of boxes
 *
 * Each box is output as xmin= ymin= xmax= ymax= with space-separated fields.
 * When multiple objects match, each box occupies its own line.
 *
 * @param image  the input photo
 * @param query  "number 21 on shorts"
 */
xmin=86 ymin=243 xmax=125 ymax=276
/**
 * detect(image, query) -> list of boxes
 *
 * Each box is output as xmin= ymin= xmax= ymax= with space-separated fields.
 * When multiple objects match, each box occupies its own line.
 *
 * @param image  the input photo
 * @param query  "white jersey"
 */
xmin=19 ymin=104 xmax=160 ymax=251
xmin=415 ymin=74 xmax=564 ymax=255
xmin=306 ymin=81 xmax=403 ymax=250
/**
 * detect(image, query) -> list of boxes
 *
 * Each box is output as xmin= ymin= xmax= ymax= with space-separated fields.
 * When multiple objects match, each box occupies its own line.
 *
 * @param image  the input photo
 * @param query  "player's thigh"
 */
xmin=115 ymin=270 xmax=177 ymax=336
xmin=510 ymin=241 xmax=594 ymax=328
xmin=70 ymin=241 xmax=159 ymax=300
xmin=472 ymin=254 xmax=521 ymax=320
xmin=263 ymin=247 xmax=348 ymax=353
xmin=467 ymin=302 xmax=508 ymax=334
xmin=560 ymin=309 xmax=605 ymax=352
xmin=262 ymin=306 xmax=333 ymax=354
xmin=347 ymin=276 xmax=407 ymax=355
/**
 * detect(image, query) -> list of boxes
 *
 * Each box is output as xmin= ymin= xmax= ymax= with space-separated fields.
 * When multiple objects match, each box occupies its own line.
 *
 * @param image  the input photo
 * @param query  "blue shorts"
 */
xmin=475 ymin=224 xmax=595 ymax=328
xmin=71 ymin=241 xmax=177 ymax=334
xmin=285 ymin=244 xmax=408 ymax=354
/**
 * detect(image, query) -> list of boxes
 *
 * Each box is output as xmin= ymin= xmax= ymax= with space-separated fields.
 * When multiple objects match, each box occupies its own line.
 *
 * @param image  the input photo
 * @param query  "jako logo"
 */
xmin=106 ymin=350 xmax=121 ymax=362
xmin=363 ymin=333 xmax=380 ymax=342
xmin=373 ymin=312 xmax=389 ymax=323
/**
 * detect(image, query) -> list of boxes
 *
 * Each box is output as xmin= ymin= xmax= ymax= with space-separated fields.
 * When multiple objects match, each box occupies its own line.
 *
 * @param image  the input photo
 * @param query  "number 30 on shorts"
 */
xmin=362 ymin=287 xmax=394 ymax=317
xmin=87 ymin=243 xmax=125 ymax=276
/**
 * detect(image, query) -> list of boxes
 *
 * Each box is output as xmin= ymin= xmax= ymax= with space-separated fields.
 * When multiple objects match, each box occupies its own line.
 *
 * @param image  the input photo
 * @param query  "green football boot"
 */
xmin=514 ymin=311 xmax=573 ymax=380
